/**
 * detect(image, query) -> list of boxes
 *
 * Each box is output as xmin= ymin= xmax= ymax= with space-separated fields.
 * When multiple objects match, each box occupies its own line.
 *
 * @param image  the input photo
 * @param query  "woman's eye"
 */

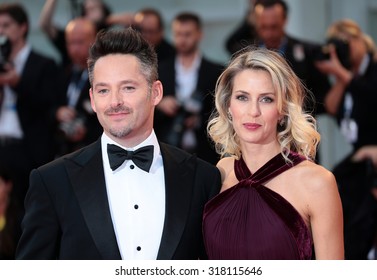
xmin=261 ymin=96 xmax=274 ymax=103
xmin=236 ymin=95 xmax=248 ymax=101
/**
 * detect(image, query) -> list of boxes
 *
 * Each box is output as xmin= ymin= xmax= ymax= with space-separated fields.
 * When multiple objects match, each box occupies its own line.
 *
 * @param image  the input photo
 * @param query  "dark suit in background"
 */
xmin=0 ymin=4 xmax=59 ymax=259
xmin=273 ymin=35 xmax=331 ymax=115
xmin=12 ymin=51 xmax=58 ymax=168
xmin=155 ymin=56 xmax=223 ymax=164
xmin=0 ymin=50 xmax=58 ymax=209
xmin=54 ymin=66 xmax=102 ymax=156
xmin=53 ymin=17 xmax=101 ymax=156
xmin=154 ymin=12 xmax=224 ymax=165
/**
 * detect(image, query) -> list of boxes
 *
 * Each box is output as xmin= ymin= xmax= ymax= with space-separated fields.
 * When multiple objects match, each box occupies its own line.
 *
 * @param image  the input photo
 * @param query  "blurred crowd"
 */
xmin=0 ymin=0 xmax=376 ymax=260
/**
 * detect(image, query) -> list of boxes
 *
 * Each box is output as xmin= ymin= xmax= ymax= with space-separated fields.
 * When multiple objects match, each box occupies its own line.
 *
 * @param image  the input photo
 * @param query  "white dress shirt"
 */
xmin=0 ymin=44 xmax=31 ymax=138
xmin=340 ymin=54 xmax=370 ymax=144
xmin=175 ymin=54 xmax=202 ymax=149
xmin=101 ymin=130 xmax=165 ymax=259
xmin=175 ymin=53 xmax=201 ymax=103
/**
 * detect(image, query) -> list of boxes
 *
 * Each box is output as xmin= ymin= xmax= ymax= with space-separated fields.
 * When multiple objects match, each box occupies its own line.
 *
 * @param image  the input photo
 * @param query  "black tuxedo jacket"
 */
xmin=16 ymin=139 xmax=221 ymax=260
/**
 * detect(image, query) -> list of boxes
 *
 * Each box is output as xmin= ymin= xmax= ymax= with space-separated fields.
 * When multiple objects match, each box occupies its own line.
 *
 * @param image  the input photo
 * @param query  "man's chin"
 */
xmin=109 ymin=127 xmax=132 ymax=139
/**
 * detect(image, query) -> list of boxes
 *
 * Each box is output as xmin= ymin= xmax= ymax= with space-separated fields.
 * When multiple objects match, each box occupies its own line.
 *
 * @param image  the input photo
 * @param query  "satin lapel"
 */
xmin=157 ymin=143 xmax=196 ymax=260
xmin=65 ymin=140 xmax=121 ymax=259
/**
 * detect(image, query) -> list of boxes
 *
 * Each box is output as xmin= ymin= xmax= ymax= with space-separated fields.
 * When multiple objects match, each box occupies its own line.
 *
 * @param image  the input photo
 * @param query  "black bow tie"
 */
xmin=107 ymin=144 xmax=154 ymax=172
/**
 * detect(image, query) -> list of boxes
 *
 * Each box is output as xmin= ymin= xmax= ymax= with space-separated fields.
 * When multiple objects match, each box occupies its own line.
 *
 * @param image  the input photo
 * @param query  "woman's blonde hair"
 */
xmin=207 ymin=47 xmax=320 ymax=161
xmin=326 ymin=19 xmax=377 ymax=59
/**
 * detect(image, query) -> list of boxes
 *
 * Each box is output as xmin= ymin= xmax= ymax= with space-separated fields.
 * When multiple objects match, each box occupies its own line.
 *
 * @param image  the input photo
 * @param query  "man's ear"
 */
xmin=151 ymin=80 xmax=163 ymax=105
xmin=89 ymin=88 xmax=97 ymax=113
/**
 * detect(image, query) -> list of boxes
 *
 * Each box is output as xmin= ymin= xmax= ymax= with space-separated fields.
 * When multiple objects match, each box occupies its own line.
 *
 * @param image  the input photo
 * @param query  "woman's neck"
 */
xmin=240 ymin=142 xmax=281 ymax=173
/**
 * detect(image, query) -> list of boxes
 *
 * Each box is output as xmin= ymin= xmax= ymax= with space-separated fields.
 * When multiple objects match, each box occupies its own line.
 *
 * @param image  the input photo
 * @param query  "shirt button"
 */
xmin=134 ymin=204 xmax=139 ymax=209
xmin=136 ymin=246 xmax=141 ymax=251
xmin=130 ymin=165 xmax=135 ymax=169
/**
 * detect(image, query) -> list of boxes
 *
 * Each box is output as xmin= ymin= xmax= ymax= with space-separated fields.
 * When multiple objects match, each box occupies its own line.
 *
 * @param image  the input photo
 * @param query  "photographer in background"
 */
xmin=0 ymin=3 xmax=58 ymax=211
xmin=53 ymin=17 xmax=102 ymax=157
xmin=0 ymin=35 xmax=11 ymax=72
xmin=39 ymin=0 xmax=112 ymax=68
xmin=315 ymin=19 xmax=377 ymax=260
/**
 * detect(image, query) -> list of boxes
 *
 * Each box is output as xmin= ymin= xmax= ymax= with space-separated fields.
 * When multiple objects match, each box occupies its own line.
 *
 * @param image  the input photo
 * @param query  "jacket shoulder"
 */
xmin=159 ymin=142 xmax=218 ymax=171
xmin=37 ymin=141 xmax=101 ymax=173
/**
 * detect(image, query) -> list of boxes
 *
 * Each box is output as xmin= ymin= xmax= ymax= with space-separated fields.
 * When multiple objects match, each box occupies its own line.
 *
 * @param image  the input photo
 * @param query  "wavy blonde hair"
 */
xmin=207 ymin=47 xmax=320 ymax=161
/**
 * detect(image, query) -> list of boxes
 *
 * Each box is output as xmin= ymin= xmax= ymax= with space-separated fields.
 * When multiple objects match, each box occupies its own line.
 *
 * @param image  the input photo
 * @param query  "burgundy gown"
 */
xmin=203 ymin=152 xmax=313 ymax=259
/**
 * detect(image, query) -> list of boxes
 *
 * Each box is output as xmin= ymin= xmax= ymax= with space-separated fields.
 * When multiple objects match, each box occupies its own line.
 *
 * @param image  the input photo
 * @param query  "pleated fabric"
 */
xmin=203 ymin=152 xmax=313 ymax=260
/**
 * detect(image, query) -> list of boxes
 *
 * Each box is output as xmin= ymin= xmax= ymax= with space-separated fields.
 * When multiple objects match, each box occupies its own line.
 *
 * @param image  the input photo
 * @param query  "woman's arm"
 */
xmin=307 ymin=166 xmax=344 ymax=259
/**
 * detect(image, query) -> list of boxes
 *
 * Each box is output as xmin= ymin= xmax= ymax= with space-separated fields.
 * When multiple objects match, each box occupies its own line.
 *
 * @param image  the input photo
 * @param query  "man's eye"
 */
xmin=122 ymin=86 xmax=135 ymax=92
xmin=97 ymin=89 xmax=108 ymax=94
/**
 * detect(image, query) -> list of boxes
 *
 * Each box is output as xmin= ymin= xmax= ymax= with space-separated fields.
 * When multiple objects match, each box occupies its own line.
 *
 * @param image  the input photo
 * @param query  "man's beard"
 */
xmin=109 ymin=126 xmax=132 ymax=139
xmin=178 ymin=43 xmax=198 ymax=56
xmin=105 ymin=105 xmax=133 ymax=139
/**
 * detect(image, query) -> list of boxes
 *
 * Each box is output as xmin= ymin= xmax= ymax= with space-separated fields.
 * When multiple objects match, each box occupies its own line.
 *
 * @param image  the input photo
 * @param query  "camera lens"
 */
xmin=0 ymin=35 xmax=11 ymax=72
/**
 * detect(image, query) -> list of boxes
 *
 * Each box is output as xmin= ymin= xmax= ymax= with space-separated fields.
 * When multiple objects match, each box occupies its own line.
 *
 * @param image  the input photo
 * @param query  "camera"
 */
xmin=313 ymin=37 xmax=351 ymax=69
xmin=59 ymin=116 xmax=85 ymax=138
xmin=0 ymin=35 xmax=11 ymax=72
xmin=166 ymin=90 xmax=203 ymax=147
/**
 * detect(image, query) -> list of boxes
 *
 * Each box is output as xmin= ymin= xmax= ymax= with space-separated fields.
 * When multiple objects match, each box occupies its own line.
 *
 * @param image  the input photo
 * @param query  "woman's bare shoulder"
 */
xmin=216 ymin=156 xmax=235 ymax=172
xmin=291 ymin=160 xmax=339 ymax=209
xmin=295 ymin=161 xmax=337 ymax=191
xmin=216 ymin=156 xmax=237 ymax=191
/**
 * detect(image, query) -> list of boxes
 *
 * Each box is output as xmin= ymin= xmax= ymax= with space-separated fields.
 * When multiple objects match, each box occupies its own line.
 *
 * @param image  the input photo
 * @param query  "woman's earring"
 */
xmin=227 ymin=110 xmax=232 ymax=121
xmin=279 ymin=117 xmax=285 ymax=126
xmin=278 ymin=117 xmax=286 ymax=131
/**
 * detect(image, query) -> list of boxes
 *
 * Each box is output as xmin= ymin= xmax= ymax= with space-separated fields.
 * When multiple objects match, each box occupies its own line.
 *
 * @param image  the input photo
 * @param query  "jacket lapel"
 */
xmin=65 ymin=140 xmax=121 ymax=259
xmin=157 ymin=143 xmax=196 ymax=259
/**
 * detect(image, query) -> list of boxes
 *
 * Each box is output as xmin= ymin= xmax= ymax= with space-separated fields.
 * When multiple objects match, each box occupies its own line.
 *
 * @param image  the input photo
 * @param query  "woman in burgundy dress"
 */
xmin=203 ymin=48 xmax=344 ymax=260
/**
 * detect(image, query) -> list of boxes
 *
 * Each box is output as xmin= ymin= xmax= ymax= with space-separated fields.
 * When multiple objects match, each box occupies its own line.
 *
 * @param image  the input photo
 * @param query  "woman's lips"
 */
xmin=243 ymin=123 xmax=261 ymax=130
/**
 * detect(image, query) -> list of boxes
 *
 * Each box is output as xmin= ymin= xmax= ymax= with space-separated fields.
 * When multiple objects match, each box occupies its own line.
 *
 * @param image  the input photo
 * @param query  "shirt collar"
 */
xmin=175 ymin=52 xmax=202 ymax=73
xmin=358 ymin=53 xmax=370 ymax=76
xmin=259 ymin=37 xmax=288 ymax=55
xmin=101 ymin=130 xmax=161 ymax=171
xmin=13 ymin=43 xmax=31 ymax=75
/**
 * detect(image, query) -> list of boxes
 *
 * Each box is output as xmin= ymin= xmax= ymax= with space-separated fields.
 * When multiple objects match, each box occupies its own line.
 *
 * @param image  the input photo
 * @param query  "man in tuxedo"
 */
xmin=16 ymin=27 xmax=221 ymax=260
xmin=0 ymin=3 xmax=58 ymax=209
xmin=155 ymin=12 xmax=223 ymax=165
